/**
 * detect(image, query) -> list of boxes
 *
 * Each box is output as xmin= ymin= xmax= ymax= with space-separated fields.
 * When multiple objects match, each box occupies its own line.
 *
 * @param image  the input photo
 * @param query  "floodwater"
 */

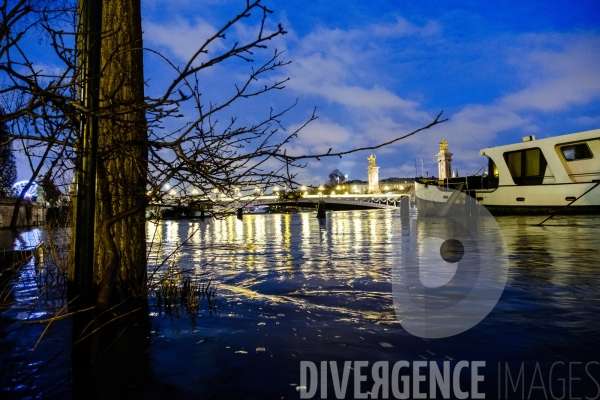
xmin=1 ymin=210 xmax=600 ymax=399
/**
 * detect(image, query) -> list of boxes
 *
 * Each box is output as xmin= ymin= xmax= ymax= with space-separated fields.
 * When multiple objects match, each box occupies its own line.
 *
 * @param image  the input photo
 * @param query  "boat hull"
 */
xmin=415 ymin=180 xmax=600 ymax=216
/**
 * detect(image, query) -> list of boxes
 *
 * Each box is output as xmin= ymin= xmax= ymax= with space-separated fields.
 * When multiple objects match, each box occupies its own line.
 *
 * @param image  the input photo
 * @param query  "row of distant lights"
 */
xmin=274 ymin=184 xmax=404 ymax=195
xmin=152 ymin=183 xmax=404 ymax=198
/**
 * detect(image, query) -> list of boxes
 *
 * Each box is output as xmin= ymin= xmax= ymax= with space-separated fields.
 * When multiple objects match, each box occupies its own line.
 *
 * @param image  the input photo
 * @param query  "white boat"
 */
xmin=414 ymin=128 xmax=600 ymax=215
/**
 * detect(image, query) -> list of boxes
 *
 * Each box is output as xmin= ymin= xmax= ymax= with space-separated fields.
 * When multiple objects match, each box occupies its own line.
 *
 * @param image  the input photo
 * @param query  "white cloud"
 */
xmin=290 ymin=81 xmax=418 ymax=111
xmin=373 ymin=17 xmax=441 ymax=38
xmin=502 ymin=34 xmax=600 ymax=112
xmin=144 ymin=18 xmax=225 ymax=62
xmin=282 ymin=119 xmax=354 ymax=157
xmin=572 ymin=115 xmax=600 ymax=126
xmin=403 ymin=33 xmax=600 ymax=174
xmin=447 ymin=105 xmax=528 ymax=142
xmin=283 ymin=26 xmax=424 ymax=114
xmin=269 ymin=20 xmax=438 ymax=173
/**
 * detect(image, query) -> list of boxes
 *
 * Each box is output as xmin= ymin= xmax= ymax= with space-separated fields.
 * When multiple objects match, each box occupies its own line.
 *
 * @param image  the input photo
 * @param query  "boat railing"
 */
xmin=416 ymin=175 xmax=490 ymax=191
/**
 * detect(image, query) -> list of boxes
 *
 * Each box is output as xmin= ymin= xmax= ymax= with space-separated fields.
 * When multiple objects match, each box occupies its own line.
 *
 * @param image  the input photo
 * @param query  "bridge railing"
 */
xmin=223 ymin=196 xmax=402 ymax=210
xmin=152 ymin=193 xmax=406 ymax=211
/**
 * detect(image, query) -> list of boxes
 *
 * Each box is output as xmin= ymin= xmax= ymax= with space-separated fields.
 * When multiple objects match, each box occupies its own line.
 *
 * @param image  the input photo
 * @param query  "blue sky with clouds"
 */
xmin=13 ymin=1 xmax=600 ymax=185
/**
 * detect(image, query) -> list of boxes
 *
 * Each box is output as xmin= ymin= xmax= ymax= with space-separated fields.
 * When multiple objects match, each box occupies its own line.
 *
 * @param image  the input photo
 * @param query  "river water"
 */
xmin=2 ymin=209 xmax=600 ymax=399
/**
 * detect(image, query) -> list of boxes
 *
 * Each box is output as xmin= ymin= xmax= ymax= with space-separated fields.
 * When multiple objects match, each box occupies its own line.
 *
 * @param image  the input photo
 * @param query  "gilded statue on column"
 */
xmin=367 ymin=154 xmax=377 ymax=166
xmin=439 ymin=139 xmax=448 ymax=152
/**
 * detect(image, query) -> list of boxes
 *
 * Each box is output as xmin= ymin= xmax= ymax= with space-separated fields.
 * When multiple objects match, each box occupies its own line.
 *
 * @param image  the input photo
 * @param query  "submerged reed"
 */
xmin=151 ymin=254 xmax=218 ymax=320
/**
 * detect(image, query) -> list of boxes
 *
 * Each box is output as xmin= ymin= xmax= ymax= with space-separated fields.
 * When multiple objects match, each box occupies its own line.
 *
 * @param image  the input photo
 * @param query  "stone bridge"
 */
xmin=216 ymin=194 xmax=406 ymax=211
xmin=147 ymin=194 xmax=408 ymax=219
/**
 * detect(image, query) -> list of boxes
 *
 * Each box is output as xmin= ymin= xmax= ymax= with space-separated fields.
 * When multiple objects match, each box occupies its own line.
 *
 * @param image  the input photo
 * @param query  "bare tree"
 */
xmin=0 ymin=0 xmax=446 ymax=313
xmin=328 ymin=169 xmax=346 ymax=186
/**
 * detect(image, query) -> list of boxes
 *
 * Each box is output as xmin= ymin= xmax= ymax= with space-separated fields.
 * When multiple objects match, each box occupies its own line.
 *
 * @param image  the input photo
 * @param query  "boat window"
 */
xmin=488 ymin=158 xmax=499 ymax=178
xmin=503 ymin=148 xmax=547 ymax=185
xmin=524 ymin=149 xmax=542 ymax=176
xmin=560 ymin=143 xmax=593 ymax=161
xmin=505 ymin=152 xmax=522 ymax=178
xmin=487 ymin=157 xmax=499 ymax=189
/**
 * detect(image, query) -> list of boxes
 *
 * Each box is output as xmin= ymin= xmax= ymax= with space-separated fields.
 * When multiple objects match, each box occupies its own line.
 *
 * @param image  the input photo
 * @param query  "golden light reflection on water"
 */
xmin=283 ymin=214 xmax=294 ymax=270
xmin=272 ymin=214 xmax=283 ymax=248
xmin=255 ymin=215 xmax=266 ymax=244
xmin=188 ymin=223 xmax=202 ymax=264
xmin=146 ymin=211 xmax=521 ymax=292
xmin=301 ymin=212 xmax=310 ymax=241
xmin=147 ymin=211 xmax=398 ymax=279
xmin=283 ymin=213 xmax=291 ymax=251
xmin=166 ymin=220 xmax=179 ymax=243
xmin=203 ymin=221 xmax=212 ymax=243
xmin=353 ymin=213 xmax=362 ymax=254
xmin=300 ymin=213 xmax=313 ymax=273
xmin=244 ymin=216 xmax=253 ymax=243
xmin=148 ymin=214 xmax=600 ymax=332
xmin=227 ymin=216 xmax=235 ymax=245
xmin=142 ymin=211 xmax=528 ymax=325
xmin=370 ymin=216 xmax=378 ymax=244
xmin=189 ymin=222 xmax=201 ymax=244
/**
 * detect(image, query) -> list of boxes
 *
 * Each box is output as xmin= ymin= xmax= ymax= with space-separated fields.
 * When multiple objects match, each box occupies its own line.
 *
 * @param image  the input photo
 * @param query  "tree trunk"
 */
xmin=94 ymin=0 xmax=147 ymax=311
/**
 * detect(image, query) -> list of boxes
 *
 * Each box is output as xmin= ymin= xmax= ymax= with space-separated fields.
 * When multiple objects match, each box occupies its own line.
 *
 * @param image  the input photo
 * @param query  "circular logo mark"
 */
xmin=392 ymin=189 xmax=508 ymax=339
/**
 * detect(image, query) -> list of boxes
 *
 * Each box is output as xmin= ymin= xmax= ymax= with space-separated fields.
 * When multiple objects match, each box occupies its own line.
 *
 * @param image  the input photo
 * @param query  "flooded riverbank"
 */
xmin=1 ymin=210 xmax=600 ymax=399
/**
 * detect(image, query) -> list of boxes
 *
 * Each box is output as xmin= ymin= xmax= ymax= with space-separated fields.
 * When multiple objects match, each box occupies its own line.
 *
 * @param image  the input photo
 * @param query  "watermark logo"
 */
xmin=299 ymin=360 xmax=486 ymax=399
xmin=298 ymin=360 xmax=600 ymax=399
xmin=392 ymin=189 xmax=508 ymax=338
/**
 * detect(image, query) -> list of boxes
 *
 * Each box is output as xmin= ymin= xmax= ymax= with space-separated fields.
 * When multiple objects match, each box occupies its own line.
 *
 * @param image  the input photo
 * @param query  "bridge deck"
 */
xmin=149 ymin=194 xmax=406 ymax=211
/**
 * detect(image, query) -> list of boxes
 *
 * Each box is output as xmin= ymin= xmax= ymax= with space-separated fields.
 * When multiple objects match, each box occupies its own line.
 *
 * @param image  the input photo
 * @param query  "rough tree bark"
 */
xmin=93 ymin=0 xmax=148 ymax=311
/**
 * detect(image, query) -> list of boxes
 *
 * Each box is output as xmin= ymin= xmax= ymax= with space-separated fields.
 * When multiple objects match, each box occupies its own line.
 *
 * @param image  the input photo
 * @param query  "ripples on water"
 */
xmin=144 ymin=211 xmax=600 ymax=399
xmin=2 ymin=211 xmax=600 ymax=398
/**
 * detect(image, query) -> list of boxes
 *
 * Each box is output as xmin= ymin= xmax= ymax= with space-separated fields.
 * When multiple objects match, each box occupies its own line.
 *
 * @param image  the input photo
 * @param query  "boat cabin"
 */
xmin=481 ymin=128 xmax=600 ymax=188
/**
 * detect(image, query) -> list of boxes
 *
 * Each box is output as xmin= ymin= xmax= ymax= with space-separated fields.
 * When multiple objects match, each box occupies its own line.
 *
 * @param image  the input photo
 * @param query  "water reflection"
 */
xmin=499 ymin=216 xmax=600 ymax=287
xmin=147 ymin=210 xmax=404 ymax=330
xmin=143 ymin=212 xmax=600 ymax=398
